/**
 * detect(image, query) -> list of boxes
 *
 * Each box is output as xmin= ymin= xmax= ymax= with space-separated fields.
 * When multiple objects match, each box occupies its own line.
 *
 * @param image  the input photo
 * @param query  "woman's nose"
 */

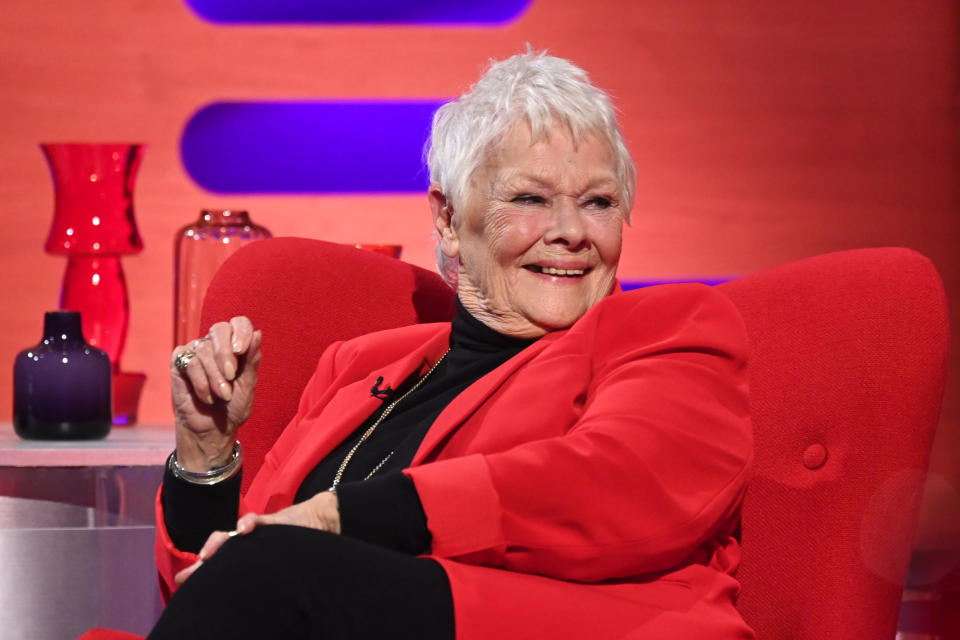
xmin=544 ymin=198 xmax=588 ymax=248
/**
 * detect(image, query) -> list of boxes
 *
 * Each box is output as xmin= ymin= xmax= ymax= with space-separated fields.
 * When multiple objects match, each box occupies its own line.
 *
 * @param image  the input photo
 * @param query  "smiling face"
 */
xmin=431 ymin=122 xmax=626 ymax=338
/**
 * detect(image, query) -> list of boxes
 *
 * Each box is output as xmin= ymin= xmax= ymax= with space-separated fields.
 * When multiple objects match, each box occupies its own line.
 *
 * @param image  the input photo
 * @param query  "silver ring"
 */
xmin=190 ymin=336 xmax=211 ymax=351
xmin=174 ymin=350 xmax=196 ymax=373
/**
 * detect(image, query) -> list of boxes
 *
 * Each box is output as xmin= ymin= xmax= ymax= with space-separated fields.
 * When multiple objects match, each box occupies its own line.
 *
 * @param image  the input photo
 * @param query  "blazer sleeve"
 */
xmin=153 ymin=340 xmax=348 ymax=601
xmin=405 ymin=285 xmax=752 ymax=583
xmin=154 ymin=486 xmax=255 ymax=602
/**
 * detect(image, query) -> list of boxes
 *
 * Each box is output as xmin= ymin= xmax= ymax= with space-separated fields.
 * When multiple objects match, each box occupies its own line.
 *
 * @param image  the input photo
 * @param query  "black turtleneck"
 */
xmin=163 ymin=299 xmax=537 ymax=555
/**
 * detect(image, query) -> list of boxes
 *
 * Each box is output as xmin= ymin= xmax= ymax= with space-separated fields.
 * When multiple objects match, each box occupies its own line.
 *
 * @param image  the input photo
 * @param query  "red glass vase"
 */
xmin=353 ymin=244 xmax=402 ymax=259
xmin=41 ymin=143 xmax=147 ymax=425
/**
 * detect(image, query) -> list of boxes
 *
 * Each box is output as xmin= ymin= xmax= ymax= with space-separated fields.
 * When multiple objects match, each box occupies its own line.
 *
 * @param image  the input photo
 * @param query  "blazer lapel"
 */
xmin=411 ymin=330 xmax=565 ymax=465
xmin=258 ymin=330 xmax=449 ymax=512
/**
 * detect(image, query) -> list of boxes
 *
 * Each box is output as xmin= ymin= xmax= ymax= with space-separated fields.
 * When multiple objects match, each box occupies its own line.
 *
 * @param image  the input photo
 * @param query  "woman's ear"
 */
xmin=429 ymin=185 xmax=459 ymax=258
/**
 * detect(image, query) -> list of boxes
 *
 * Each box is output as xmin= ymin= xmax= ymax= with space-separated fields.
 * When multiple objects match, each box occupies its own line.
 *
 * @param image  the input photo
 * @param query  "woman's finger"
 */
xmin=193 ymin=337 xmax=232 ymax=402
xmin=173 ymin=515 xmax=261 ymax=586
xmin=251 ymin=512 xmax=280 ymax=527
xmin=175 ymin=346 xmax=214 ymax=405
xmin=235 ymin=512 xmax=260 ymax=534
xmin=174 ymin=559 xmax=202 ymax=586
xmin=208 ymin=322 xmax=239 ymax=383
xmin=229 ymin=316 xmax=256 ymax=355
xmin=170 ymin=345 xmax=193 ymax=376
xmin=233 ymin=330 xmax=263 ymax=387
xmin=198 ymin=529 xmax=236 ymax=561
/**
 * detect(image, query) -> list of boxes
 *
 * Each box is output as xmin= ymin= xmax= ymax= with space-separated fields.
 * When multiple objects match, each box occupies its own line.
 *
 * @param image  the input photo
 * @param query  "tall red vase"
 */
xmin=41 ymin=143 xmax=147 ymax=425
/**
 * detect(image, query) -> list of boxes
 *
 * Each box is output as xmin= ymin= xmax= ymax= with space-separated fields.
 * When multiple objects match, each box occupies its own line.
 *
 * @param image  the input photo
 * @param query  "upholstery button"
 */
xmin=802 ymin=443 xmax=828 ymax=469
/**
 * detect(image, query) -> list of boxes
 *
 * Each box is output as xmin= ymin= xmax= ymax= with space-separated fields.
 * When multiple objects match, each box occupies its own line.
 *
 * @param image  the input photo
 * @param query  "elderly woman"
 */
xmin=150 ymin=51 xmax=753 ymax=639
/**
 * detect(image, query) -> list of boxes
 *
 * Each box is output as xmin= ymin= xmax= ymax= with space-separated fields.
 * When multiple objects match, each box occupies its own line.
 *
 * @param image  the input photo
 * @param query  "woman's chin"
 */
xmin=512 ymin=275 xmax=613 ymax=331
xmin=517 ymin=301 xmax=594 ymax=333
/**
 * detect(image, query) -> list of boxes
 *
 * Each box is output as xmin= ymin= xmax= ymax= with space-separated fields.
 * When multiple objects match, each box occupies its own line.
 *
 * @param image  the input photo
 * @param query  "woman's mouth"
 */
xmin=523 ymin=265 xmax=589 ymax=277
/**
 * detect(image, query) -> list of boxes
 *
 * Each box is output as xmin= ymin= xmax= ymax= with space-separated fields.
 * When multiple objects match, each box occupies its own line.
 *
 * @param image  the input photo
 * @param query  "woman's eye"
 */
xmin=511 ymin=194 xmax=545 ymax=205
xmin=585 ymin=197 xmax=613 ymax=209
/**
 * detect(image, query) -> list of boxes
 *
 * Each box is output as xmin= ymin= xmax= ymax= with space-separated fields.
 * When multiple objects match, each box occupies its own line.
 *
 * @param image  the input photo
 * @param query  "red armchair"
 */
xmin=718 ymin=248 xmax=947 ymax=638
xmin=80 ymin=240 xmax=947 ymax=639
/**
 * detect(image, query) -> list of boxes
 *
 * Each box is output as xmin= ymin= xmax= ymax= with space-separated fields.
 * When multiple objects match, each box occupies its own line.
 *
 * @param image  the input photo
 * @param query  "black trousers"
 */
xmin=148 ymin=525 xmax=455 ymax=639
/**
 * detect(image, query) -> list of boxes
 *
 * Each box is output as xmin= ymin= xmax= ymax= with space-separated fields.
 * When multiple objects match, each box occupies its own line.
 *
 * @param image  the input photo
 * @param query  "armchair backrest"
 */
xmin=718 ymin=247 xmax=948 ymax=639
xmin=200 ymin=240 xmax=948 ymax=639
xmin=199 ymin=238 xmax=455 ymax=492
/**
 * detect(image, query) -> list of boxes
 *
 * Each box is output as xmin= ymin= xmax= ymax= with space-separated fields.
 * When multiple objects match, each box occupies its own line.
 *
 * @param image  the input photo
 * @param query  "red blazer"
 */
xmin=156 ymin=284 xmax=755 ymax=639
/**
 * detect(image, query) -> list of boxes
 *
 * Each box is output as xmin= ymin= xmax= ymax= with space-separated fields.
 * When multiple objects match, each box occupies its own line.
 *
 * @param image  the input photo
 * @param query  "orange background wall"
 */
xmin=1 ymin=0 xmax=957 ymax=555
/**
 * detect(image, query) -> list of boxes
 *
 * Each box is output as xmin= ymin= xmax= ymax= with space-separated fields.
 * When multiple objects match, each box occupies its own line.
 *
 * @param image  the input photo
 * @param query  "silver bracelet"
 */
xmin=168 ymin=441 xmax=243 ymax=486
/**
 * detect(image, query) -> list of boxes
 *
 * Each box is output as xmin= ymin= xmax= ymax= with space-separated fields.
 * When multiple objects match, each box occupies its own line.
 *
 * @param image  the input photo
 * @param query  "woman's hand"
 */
xmin=171 ymin=317 xmax=263 ymax=471
xmin=174 ymin=491 xmax=340 ymax=586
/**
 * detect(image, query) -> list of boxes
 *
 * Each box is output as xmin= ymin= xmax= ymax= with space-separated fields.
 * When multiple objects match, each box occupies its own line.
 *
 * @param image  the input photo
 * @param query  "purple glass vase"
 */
xmin=13 ymin=311 xmax=112 ymax=440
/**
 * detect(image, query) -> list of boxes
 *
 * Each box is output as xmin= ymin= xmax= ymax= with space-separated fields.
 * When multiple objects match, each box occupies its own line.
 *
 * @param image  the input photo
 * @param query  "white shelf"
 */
xmin=0 ymin=422 xmax=174 ymax=467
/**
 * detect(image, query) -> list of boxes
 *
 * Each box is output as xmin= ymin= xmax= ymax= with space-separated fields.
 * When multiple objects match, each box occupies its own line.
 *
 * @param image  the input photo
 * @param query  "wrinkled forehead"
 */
xmin=472 ymin=121 xmax=618 ymax=190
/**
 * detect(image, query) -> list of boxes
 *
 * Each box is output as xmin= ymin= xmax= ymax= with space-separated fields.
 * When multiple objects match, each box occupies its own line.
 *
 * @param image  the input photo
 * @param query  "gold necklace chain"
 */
xmin=328 ymin=349 xmax=451 ymax=492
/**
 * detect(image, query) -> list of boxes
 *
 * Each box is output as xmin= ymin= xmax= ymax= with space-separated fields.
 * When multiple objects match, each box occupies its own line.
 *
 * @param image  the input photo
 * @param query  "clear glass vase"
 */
xmin=174 ymin=209 xmax=271 ymax=347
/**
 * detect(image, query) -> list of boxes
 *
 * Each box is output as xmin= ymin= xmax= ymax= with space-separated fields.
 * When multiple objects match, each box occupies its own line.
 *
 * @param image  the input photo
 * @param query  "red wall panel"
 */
xmin=0 ymin=0 xmax=957 ymax=554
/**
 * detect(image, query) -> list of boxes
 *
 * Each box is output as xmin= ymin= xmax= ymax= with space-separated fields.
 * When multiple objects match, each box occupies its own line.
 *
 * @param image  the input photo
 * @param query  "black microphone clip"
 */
xmin=370 ymin=376 xmax=394 ymax=400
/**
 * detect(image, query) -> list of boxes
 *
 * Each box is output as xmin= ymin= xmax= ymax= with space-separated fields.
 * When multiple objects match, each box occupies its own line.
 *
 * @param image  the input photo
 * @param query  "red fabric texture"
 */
xmin=198 ymin=238 xmax=456 ymax=493
xmin=718 ymin=247 xmax=948 ymax=639
xmin=83 ymin=243 xmax=949 ymax=639
xmin=159 ymin=282 xmax=754 ymax=638
xmin=76 ymin=630 xmax=144 ymax=640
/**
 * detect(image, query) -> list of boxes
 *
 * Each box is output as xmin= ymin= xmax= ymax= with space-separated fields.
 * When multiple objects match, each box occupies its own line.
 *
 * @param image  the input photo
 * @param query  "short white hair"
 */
xmin=426 ymin=49 xmax=636 ymax=286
